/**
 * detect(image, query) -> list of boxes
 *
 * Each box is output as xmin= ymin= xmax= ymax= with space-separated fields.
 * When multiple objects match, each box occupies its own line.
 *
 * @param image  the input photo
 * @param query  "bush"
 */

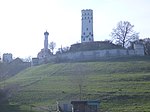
xmin=0 ymin=89 xmax=20 ymax=112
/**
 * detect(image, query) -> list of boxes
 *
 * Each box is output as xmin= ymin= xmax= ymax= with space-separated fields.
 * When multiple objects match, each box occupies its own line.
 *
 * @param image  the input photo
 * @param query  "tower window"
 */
xmin=89 ymin=20 xmax=91 ymax=23
xmin=89 ymin=32 xmax=91 ymax=35
xmin=91 ymin=17 xmax=93 ymax=19
xmin=83 ymin=38 xmax=85 ymax=41
xmin=89 ymin=38 xmax=91 ymax=41
xmin=86 ymin=28 xmax=88 ymax=31
xmin=88 ymin=17 xmax=89 ymax=19
xmin=83 ymin=32 xmax=85 ymax=35
xmin=85 ymin=17 xmax=86 ymax=19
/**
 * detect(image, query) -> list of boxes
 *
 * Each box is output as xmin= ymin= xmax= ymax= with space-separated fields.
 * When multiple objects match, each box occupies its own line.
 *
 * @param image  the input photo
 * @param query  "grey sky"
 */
xmin=0 ymin=0 xmax=150 ymax=58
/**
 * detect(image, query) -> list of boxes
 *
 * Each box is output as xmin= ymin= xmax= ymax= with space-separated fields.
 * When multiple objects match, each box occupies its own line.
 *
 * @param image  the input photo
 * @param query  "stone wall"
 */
xmin=134 ymin=43 xmax=145 ymax=56
xmin=32 ymin=43 xmax=145 ymax=65
xmin=46 ymin=48 xmax=144 ymax=63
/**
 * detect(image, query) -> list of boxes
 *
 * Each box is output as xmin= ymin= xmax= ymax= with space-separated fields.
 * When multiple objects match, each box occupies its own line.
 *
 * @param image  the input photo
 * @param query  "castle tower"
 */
xmin=81 ymin=9 xmax=94 ymax=43
xmin=44 ymin=31 xmax=49 ymax=52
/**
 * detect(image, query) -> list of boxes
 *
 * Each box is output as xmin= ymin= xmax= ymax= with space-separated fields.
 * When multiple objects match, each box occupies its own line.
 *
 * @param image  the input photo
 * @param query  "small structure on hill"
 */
xmin=3 ymin=53 xmax=13 ymax=63
xmin=57 ymin=100 xmax=100 ymax=112
xmin=71 ymin=100 xmax=100 ymax=112
xmin=32 ymin=31 xmax=52 ymax=65
xmin=58 ymin=101 xmax=72 ymax=112
xmin=133 ymin=41 xmax=145 ymax=56
xmin=32 ymin=57 xmax=39 ymax=66
xmin=37 ymin=31 xmax=52 ymax=59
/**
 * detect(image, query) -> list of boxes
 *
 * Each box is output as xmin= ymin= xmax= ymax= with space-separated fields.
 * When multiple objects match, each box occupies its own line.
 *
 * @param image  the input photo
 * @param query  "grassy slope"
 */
xmin=1 ymin=56 xmax=150 ymax=112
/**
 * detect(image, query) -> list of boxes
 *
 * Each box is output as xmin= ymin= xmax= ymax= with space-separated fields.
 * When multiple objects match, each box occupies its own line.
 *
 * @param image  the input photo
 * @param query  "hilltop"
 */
xmin=1 ymin=56 xmax=150 ymax=112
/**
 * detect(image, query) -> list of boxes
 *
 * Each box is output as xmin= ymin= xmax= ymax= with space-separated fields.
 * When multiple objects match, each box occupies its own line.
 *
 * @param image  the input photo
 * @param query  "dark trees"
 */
xmin=140 ymin=38 xmax=150 ymax=55
xmin=111 ymin=21 xmax=139 ymax=48
xmin=0 ymin=89 xmax=20 ymax=111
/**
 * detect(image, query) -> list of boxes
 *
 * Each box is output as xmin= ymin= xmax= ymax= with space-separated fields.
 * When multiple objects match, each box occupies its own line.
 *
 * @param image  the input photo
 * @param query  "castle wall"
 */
xmin=128 ymin=50 xmax=135 ymax=56
xmin=33 ymin=44 xmax=145 ymax=65
xmin=46 ymin=48 xmax=144 ymax=63
xmin=134 ymin=44 xmax=145 ymax=56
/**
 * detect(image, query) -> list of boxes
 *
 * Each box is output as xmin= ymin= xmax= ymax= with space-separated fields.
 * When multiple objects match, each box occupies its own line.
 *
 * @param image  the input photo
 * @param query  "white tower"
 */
xmin=81 ymin=9 xmax=94 ymax=43
xmin=44 ymin=31 xmax=49 ymax=52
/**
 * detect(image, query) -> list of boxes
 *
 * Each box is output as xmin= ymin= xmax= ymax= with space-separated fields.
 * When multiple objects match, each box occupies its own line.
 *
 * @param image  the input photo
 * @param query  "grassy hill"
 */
xmin=0 ymin=58 xmax=30 ymax=79
xmin=1 ymin=56 xmax=150 ymax=112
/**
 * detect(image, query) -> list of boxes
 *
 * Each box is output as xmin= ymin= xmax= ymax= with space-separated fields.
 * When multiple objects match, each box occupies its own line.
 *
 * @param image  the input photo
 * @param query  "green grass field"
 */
xmin=1 ymin=56 xmax=150 ymax=112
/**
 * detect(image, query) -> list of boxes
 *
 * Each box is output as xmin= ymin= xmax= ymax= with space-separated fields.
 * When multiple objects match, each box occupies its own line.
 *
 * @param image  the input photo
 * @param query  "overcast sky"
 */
xmin=0 ymin=0 xmax=150 ymax=58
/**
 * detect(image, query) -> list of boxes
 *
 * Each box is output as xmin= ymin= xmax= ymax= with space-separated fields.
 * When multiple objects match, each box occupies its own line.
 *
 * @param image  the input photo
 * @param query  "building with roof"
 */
xmin=3 ymin=53 xmax=13 ymax=63
xmin=71 ymin=100 xmax=100 ymax=112
xmin=37 ymin=31 xmax=52 ymax=60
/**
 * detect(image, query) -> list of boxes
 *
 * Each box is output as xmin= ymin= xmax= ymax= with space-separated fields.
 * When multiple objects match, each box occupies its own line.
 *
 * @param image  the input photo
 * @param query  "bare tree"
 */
xmin=62 ymin=46 xmax=70 ymax=53
xmin=23 ymin=56 xmax=32 ymax=62
xmin=110 ymin=21 xmax=139 ymax=48
xmin=49 ymin=41 xmax=56 ymax=54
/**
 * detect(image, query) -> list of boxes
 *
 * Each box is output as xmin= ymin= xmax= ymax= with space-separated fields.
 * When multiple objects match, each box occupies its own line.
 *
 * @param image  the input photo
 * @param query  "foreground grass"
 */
xmin=1 ymin=57 xmax=150 ymax=112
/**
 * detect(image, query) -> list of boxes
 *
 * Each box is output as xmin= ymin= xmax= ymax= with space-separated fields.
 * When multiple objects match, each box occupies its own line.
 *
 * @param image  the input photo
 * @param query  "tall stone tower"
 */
xmin=81 ymin=9 xmax=94 ymax=43
xmin=44 ymin=31 xmax=49 ymax=52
